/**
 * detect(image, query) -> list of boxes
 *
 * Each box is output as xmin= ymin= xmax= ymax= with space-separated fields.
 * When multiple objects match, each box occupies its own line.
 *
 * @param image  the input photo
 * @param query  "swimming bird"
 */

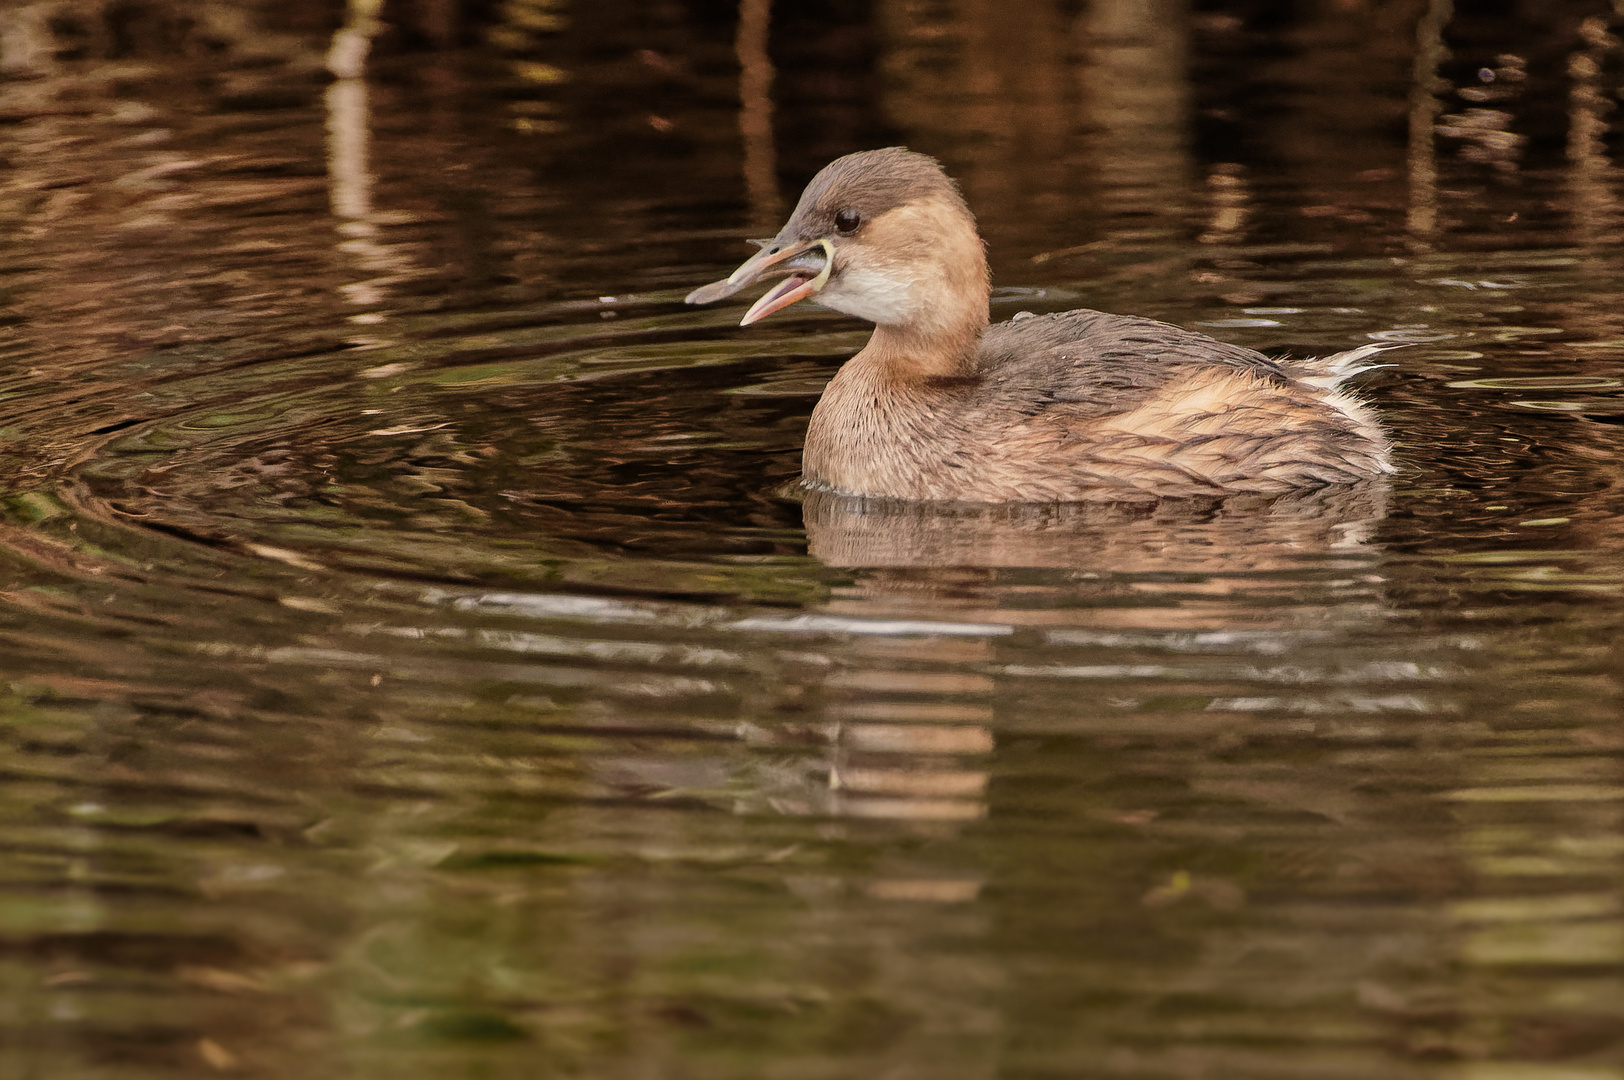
xmin=686 ymin=147 xmax=1393 ymax=502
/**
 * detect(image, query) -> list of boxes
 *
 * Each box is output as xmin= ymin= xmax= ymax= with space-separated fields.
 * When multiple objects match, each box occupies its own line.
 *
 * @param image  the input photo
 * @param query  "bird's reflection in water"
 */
xmin=802 ymin=483 xmax=1389 ymax=573
xmin=787 ymin=485 xmax=1391 ymax=833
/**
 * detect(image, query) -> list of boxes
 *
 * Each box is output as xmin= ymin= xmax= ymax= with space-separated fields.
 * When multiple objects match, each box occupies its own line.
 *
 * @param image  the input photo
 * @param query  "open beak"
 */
xmin=684 ymin=237 xmax=834 ymax=325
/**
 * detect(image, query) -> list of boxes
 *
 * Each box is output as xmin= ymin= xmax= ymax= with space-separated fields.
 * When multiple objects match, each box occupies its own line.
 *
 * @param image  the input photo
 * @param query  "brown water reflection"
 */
xmin=0 ymin=1 xmax=1623 ymax=1078
xmin=804 ymin=485 xmax=1388 ymax=571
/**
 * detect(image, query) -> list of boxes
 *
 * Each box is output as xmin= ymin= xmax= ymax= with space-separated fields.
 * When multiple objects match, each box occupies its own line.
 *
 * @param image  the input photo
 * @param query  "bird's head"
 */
xmin=686 ymin=148 xmax=990 ymax=350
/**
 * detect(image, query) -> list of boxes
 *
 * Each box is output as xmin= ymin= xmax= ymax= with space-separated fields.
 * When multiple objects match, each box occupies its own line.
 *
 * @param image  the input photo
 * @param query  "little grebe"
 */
xmin=686 ymin=147 xmax=1393 ymax=502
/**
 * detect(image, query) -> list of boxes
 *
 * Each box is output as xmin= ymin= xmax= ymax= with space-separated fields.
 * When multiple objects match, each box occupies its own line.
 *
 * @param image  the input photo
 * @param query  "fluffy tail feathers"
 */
xmin=1292 ymin=342 xmax=1405 ymax=390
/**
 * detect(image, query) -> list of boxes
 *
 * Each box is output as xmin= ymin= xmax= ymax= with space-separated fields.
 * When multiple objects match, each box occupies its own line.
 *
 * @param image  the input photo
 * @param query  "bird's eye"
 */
xmin=834 ymin=207 xmax=861 ymax=234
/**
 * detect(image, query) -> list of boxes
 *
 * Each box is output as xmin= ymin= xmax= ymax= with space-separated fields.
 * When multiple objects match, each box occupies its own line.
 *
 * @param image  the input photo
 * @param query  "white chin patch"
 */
xmin=815 ymin=265 xmax=917 ymax=326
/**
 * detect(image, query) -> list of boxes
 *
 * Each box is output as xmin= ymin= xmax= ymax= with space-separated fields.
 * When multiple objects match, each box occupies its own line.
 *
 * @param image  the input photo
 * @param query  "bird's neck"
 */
xmin=848 ymin=195 xmax=990 ymax=380
xmin=857 ymin=320 xmax=984 ymax=380
xmin=856 ymin=261 xmax=989 ymax=381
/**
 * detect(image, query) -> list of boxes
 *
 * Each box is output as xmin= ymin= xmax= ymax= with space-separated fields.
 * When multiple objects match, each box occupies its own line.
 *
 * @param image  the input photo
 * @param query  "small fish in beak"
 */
xmin=685 ymin=237 xmax=833 ymax=325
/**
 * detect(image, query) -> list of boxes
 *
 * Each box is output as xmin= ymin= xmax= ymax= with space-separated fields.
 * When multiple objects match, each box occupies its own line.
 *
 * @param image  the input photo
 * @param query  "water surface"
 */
xmin=1 ymin=3 xmax=1622 ymax=1078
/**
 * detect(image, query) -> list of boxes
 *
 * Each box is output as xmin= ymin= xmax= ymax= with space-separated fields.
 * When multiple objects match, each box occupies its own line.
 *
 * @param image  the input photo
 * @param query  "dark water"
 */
xmin=2 ymin=2 xmax=1623 ymax=1077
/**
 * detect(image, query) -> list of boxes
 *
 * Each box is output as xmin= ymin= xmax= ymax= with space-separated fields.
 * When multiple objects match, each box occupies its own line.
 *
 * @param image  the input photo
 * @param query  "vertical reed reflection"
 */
xmin=1199 ymin=162 xmax=1251 ymax=246
xmin=875 ymin=0 xmax=1191 ymax=252
xmin=737 ymin=0 xmax=782 ymax=231
xmin=1076 ymin=0 xmax=1192 ymax=223
xmin=875 ymin=0 xmax=1073 ymax=249
xmin=325 ymin=0 xmax=380 ymax=218
xmin=325 ymin=0 xmax=411 ymax=313
xmin=1407 ymin=0 xmax=1453 ymax=248
xmin=1567 ymin=15 xmax=1620 ymax=246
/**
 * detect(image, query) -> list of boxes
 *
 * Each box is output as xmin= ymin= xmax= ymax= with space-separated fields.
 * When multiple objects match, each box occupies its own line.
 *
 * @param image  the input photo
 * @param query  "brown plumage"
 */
xmin=686 ymin=147 xmax=1393 ymax=503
